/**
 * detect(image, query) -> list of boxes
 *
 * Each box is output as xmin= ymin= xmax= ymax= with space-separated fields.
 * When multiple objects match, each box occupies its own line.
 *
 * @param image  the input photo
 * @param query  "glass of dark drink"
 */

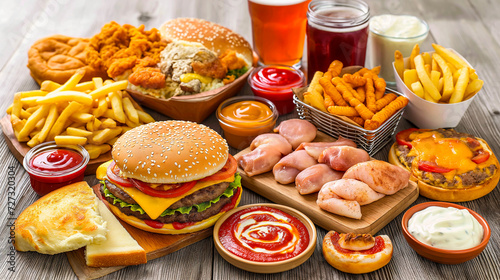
xmin=306 ymin=0 xmax=370 ymax=81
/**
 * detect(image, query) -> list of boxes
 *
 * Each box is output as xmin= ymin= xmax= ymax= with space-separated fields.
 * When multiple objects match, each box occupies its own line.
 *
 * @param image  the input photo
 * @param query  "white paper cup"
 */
xmin=393 ymin=49 xmax=478 ymax=129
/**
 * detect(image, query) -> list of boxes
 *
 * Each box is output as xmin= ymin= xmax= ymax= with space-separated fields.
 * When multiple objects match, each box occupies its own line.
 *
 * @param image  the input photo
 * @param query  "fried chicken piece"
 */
xmin=128 ymin=67 xmax=166 ymax=89
xmin=86 ymin=21 xmax=168 ymax=78
xmin=219 ymin=49 xmax=246 ymax=70
xmin=107 ymin=56 xmax=137 ymax=79
xmin=191 ymin=58 xmax=227 ymax=79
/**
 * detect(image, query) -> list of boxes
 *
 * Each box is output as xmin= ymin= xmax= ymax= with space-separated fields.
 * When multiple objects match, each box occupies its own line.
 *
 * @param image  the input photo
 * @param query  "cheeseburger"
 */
xmin=389 ymin=128 xmax=500 ymax=202
xmin=96 ymin=121 xmax=242 ymax=234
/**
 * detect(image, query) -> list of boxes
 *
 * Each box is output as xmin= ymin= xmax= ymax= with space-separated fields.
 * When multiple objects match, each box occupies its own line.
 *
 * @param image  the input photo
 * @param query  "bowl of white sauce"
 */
xmin=401 ymin=202 xmax=490 ymax=264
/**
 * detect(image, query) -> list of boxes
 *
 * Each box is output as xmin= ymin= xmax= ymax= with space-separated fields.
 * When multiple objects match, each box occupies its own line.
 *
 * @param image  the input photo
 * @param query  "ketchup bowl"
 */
xmin=213 ymin=203 xmax=317 ymax=273
xmin=23 ymin=141 xmax=90 ymax=196
xmin=401 ymin=202 xmax=490 ymax=264
xmin=248 ymin=65 xmax=305 ymax=115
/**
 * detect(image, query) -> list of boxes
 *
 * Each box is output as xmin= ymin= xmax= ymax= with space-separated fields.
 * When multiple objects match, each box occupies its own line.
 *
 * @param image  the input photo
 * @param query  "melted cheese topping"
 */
xmin=116 ymin=175 xmax=235 ymax=220
xmin=410 ymin=137 xmax=476 ymax=174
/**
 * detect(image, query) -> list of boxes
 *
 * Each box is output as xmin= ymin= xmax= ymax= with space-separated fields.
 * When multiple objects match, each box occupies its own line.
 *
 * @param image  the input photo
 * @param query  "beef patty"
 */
xmin=102 ymin=180 xmax=235 ymax=223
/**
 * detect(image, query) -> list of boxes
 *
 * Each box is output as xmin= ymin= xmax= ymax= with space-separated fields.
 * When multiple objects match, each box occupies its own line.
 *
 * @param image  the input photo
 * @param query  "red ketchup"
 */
xmin=248 ymin=65 xmax=305 ymax=114
xmin=330 ymin=231 xmax=385 ymax=255
xmin=218 ymin=206 xmax=309 ymax=262
xmin=23 ymin=142 xmax=89 ymax=196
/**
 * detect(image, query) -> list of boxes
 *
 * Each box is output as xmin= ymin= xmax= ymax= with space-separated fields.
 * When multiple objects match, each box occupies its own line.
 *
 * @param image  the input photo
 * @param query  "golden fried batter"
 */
xmin=191 ymin=58 xmax=227 ymax=79
xmin=27 ymin=35 xmax=109 ymax=85
xmin=128 ymin=67 xmax=166 ymax=89
xmin=86 ymin=21 xmax=168 ymax=78
xmin=219 ymin=50 xmax=246 ymax=71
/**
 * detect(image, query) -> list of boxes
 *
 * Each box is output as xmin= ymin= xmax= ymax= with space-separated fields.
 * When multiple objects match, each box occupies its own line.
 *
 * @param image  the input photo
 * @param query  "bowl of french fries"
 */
xmin=393 ymin=43 xmax=483 ymax=129
xmin=4 ymin=70 xmax=155 ymax=174
xmin=294 ymin=61 xmax=408 ymax=156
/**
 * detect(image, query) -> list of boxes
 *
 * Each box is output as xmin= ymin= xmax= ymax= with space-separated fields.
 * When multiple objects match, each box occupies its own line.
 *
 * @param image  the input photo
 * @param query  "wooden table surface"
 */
xmin=1 ymin=0 xmax=499 ymax=279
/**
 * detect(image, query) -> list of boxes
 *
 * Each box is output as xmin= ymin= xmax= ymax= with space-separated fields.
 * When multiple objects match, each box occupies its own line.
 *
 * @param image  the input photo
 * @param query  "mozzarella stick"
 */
xmin=319 ymin=77 xmax=348 ymax=106
xmin=364 ymin=96 xmax=409 ymax=130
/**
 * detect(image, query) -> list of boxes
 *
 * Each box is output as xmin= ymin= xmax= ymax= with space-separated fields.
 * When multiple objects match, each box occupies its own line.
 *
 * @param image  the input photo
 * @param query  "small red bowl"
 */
xmin=248 ymin=65 xmax=305 ymax=115
xmin=401 ymin=202 xmax=490 ymax=264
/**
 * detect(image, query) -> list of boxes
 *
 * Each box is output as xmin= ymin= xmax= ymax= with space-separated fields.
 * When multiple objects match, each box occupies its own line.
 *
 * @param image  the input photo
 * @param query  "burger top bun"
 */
xmin=160 ymin=18 xmax=253 ymax=67
xmin=112 ymin=121 xmax=229 ymax=184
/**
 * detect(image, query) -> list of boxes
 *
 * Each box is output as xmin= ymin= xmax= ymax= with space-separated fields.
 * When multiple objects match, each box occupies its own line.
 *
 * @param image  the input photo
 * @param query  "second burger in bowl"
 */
xmin=96 ymin=121 xmax=242 ymax=234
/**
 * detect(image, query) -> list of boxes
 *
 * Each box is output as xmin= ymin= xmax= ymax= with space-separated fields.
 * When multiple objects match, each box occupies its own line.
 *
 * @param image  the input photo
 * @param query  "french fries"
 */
xmin=304 ymin=60 xmax=409 ymax=130
xmin=7 ymin=72 xmax=155 ymax=159
xmin=396 ymin=43 xmax=483 ymax=103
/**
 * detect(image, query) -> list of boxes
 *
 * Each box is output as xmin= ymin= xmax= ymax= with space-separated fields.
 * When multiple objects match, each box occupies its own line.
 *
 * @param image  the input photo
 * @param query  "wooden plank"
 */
xmin=235 ymin=131 xmax=419 ymax=235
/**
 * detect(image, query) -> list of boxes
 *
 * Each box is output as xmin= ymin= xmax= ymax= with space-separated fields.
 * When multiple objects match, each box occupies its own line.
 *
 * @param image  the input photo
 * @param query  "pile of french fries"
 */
xmin=7 ymin=70 xmax=155 ymax=159
xmin=394 ymin=43 xmax=483 ymax=103
xmin=303 ymin=60 xmax=409 ymax=130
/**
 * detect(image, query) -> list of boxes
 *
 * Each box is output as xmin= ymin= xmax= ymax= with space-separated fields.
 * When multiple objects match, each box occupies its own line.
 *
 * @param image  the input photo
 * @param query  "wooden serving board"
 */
xmin=1 ymin=115 xmax=111 ymax=175
xmin=66 ymin=184 xmax=212 ymax=280
xmin=235 ymin=132 xmax=419 ymax=235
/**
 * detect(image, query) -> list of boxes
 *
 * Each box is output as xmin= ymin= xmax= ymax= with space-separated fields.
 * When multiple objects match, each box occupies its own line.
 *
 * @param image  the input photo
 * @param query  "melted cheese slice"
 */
xmin=115 ymin=175 xmax=235 ymax=220
xmin=410 ymin=137 xmax=476 ymax=174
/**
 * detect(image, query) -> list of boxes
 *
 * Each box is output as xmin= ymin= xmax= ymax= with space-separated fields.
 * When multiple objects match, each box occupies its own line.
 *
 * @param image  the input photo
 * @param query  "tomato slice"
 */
xmin=144 ymin=219 xmax=164 ymax=229
xmin=107 ymin=161 xmax=134 ymax=187
xmin=418 ymin=161 xmax=455 ymax=173
xmin=396 ymin=128 xmax=420 ymax=148
xmin=131 ymin=179 xmax=197 ymax=198
xmin=472 ymin=149 xmax=490 ymax=164
xmin=200 ymin=154 xmax=237 ymax=182
xmin=465 ymin=137 xmax=481 ymax=149
xmin=220 ymin=186 xmax=241 ymax=213
xmin=172 ymin=221 xmax=195 ymax=230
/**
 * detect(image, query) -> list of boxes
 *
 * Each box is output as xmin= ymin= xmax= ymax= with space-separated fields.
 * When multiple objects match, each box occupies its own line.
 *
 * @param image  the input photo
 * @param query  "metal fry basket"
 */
xmin=293 ymin=87 xmax=405 ymax=156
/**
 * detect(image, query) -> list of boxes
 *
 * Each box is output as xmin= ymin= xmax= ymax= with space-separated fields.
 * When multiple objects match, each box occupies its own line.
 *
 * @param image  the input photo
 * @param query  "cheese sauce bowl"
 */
xmin=401 ymin=202 xmax=490 ymax=264
xmin=216 ymin=96 xmax=278 ymax=150
xmin=213 ymin=203 xmax=317 ymax=273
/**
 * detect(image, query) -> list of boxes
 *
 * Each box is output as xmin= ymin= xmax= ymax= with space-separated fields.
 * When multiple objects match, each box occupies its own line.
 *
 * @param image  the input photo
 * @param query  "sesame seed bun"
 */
xmin=111 ymin=121 xmax=229 ymax=184
xmin=160 ymin=18 xmax=253 ymax=67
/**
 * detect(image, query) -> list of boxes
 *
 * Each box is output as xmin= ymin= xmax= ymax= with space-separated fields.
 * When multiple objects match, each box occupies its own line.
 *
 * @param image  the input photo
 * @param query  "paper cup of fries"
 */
xmin=393 ymin=46 xmax=481 ymax=129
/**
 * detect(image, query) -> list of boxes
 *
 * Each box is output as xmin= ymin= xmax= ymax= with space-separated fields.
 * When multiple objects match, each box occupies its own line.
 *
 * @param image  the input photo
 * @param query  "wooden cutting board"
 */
xmin=65 ymin=184 xmax=212 ymax=280
xmin=235 ymin=132 xmax=419 ymax=235
xmin=0 ymin=115 xmax=111 ymax=175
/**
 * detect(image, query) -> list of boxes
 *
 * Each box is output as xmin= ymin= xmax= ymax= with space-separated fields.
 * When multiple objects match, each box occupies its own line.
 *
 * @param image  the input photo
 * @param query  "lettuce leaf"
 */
xmin=227 ymin=66 xmax=248 ymax=79
xmin=102 ymin=173 xmax=241 ymax=217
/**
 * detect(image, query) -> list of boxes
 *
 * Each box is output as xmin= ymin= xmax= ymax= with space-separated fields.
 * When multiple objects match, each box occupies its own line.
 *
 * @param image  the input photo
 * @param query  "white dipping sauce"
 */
xmin=408 ymin=206 xmax=483 ymax=250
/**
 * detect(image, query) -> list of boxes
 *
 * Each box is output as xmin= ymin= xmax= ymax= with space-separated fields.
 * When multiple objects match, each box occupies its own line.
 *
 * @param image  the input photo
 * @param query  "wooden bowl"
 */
xmin=127 ymin=67 xmax=252 ymax=123
xmin=401 ymin=202 xmax=490 ymax=264
xmin=213 ymin=203 xmax=317 ymax=273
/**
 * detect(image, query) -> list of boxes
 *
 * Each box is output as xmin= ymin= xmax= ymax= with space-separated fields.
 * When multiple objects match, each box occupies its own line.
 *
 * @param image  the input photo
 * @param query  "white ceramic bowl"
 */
xmin=392 ymin=49 xmax=478 ymax=129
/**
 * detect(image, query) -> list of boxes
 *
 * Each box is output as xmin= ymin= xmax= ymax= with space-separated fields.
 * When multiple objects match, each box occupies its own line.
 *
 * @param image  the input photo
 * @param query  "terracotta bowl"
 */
xmin=127 ymin=67 xmax=251 ymax=123
xmin=213 ymin=203 xmax=317 ymax=273
xmin=401 ymin=202 xmax=490 ymax=264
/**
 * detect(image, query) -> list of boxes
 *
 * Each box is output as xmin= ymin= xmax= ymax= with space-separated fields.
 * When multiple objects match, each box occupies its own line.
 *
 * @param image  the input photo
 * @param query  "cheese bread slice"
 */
xmin=15 ymin=181 xmax=107 ymax=255
xmin=85 ymin=200 xmax=147 ymax=267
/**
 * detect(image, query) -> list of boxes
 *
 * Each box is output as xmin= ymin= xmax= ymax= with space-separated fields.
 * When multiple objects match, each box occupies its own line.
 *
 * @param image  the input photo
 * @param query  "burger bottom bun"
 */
xmin=388 ymin=143 xmax=500 ymax=202
xmin=322 ymin=231 xmax=392 ymax=274
xmin=105 ymin=187 xmax=242 ymax=234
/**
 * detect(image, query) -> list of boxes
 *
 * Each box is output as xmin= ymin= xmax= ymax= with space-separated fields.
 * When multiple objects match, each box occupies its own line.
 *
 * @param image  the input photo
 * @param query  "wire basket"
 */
xmin=293 ymin=87 xmax=405 ymax=156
